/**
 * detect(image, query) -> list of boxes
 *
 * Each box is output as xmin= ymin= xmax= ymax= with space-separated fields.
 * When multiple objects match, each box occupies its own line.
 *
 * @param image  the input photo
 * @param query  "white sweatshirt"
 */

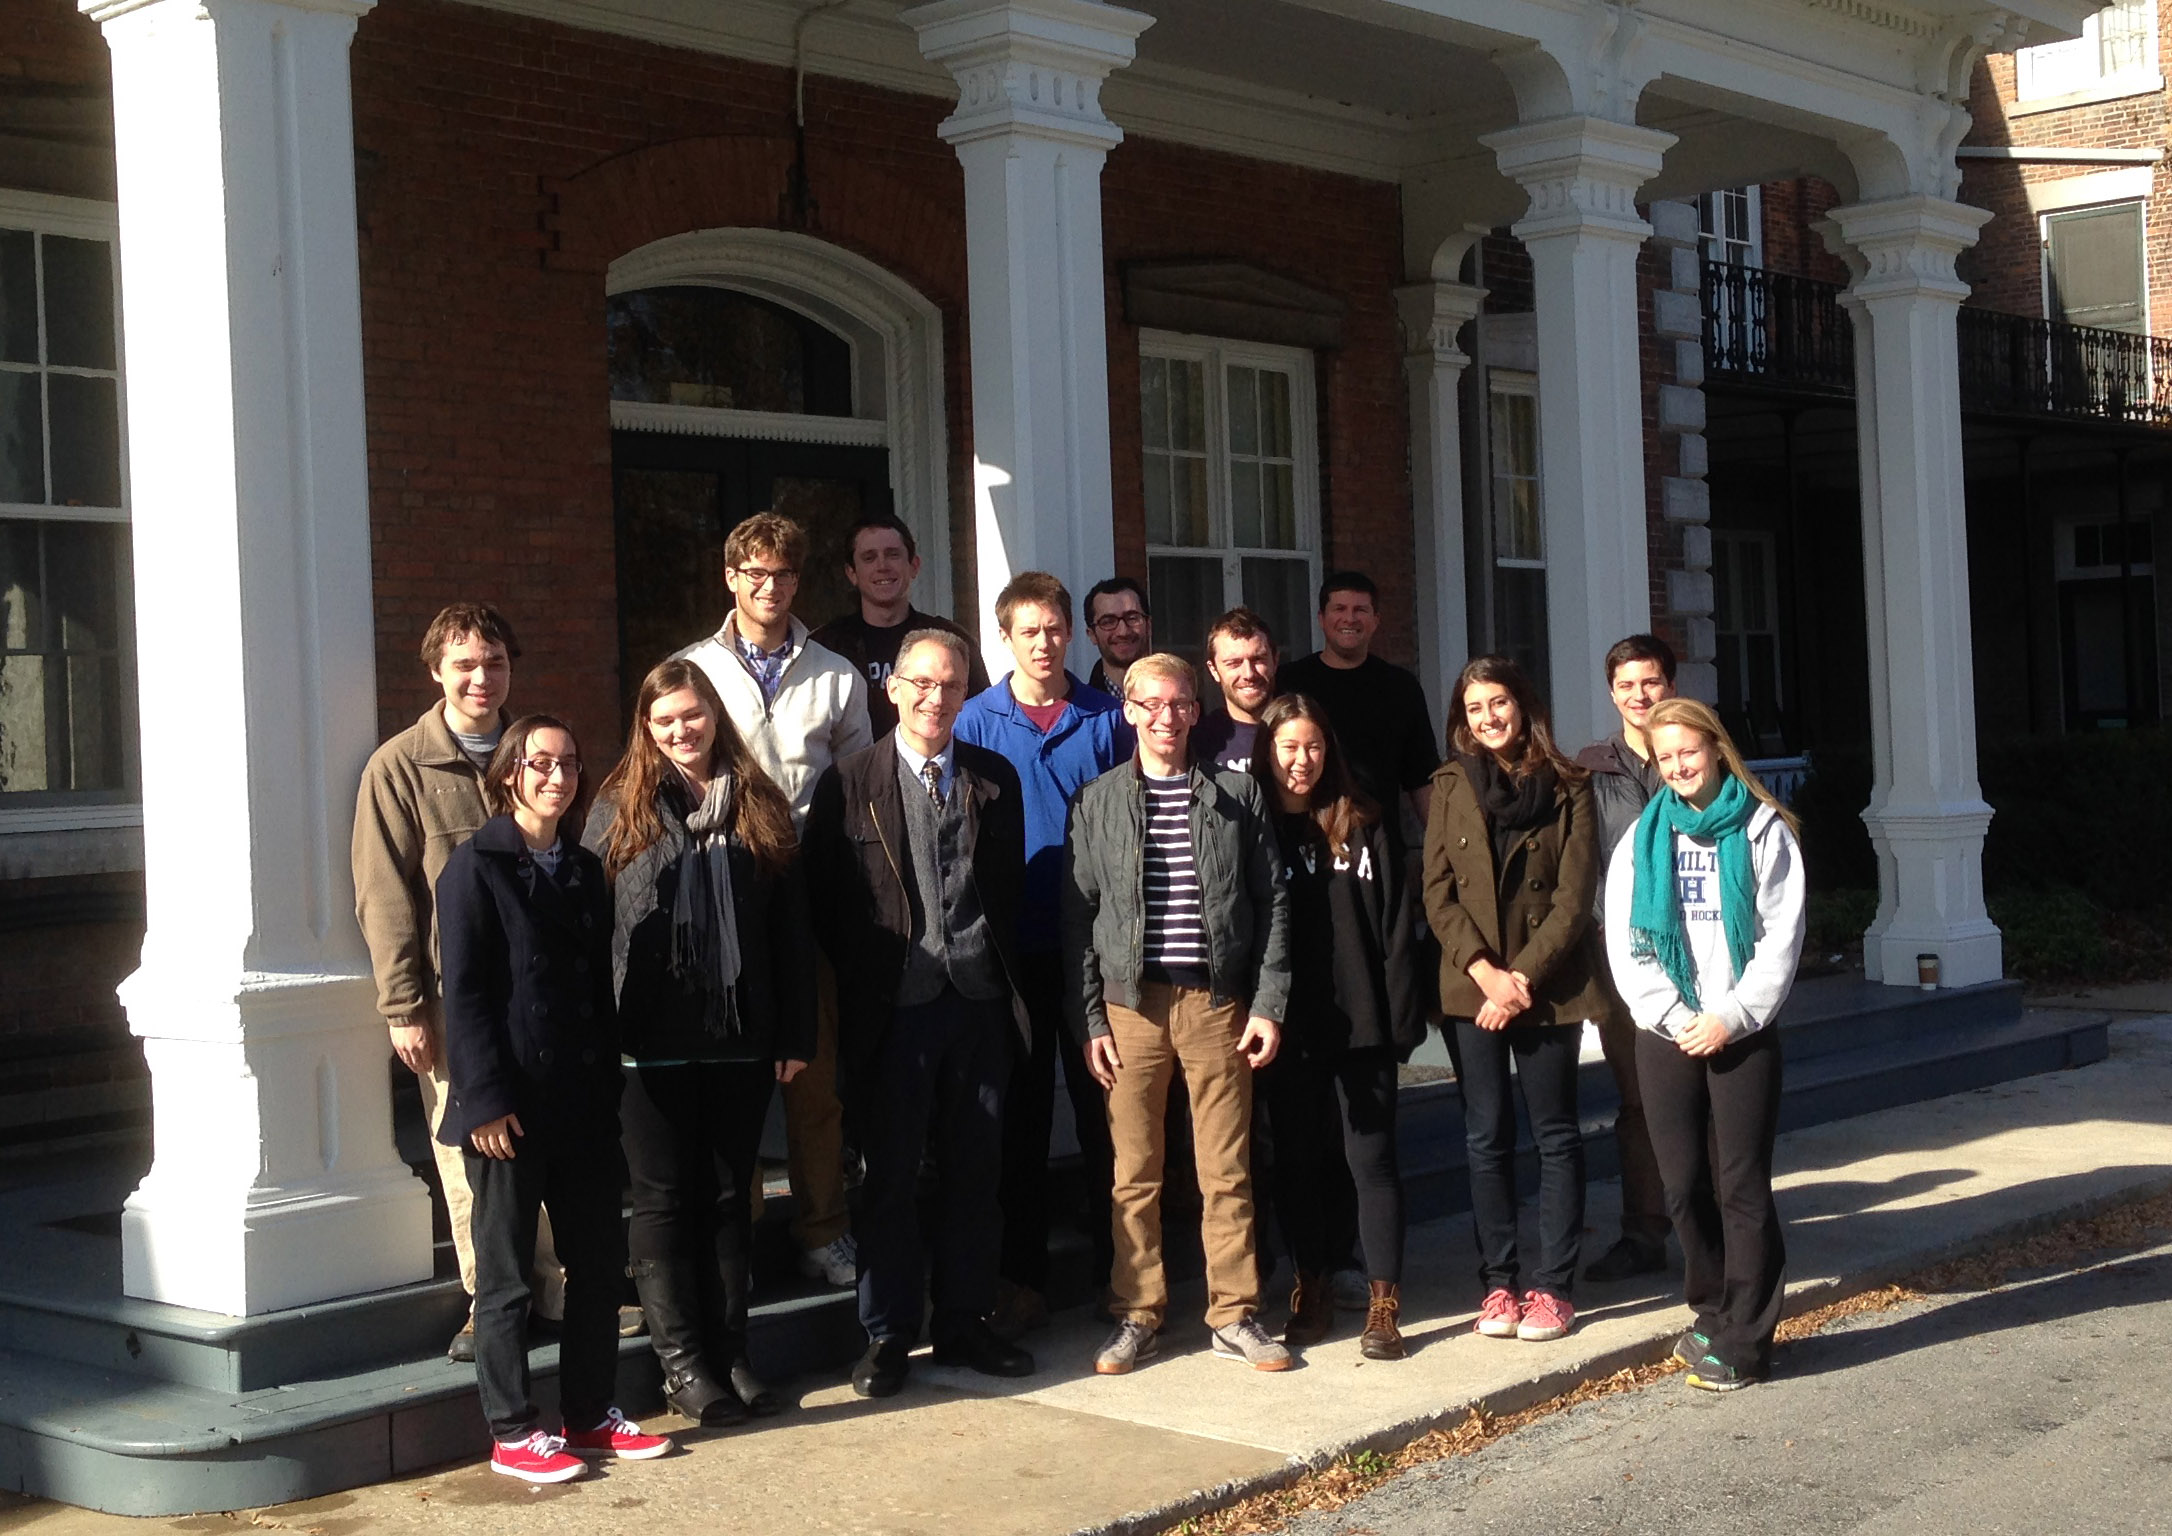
xmin=674 ymin=615 xmax=871 ymax=830
xmin=1603 ymin=801 xmax=1807 ymax=1043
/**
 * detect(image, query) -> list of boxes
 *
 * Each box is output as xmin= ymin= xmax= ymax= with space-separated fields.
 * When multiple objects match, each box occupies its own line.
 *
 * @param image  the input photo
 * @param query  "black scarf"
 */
xmin=665 ymin=772 xmax=744 ymax=1040
xmin=1458 ymin=750 xmax=1557 ymax=881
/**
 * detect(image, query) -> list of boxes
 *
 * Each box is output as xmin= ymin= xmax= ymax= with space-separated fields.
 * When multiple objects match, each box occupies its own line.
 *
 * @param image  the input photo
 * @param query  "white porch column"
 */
xmin=904 ymin=0 xmax=1150 ymax=655
xmin=1482 ymin=116 xmax=1674 ymax=750
xmin=1396 ymin=280 xmax=1485 ymax=724
xmin=85 ymin=0 xmax=432 ymax=1313
xmin=1820 ymin=195 xmax=2003 ymax=989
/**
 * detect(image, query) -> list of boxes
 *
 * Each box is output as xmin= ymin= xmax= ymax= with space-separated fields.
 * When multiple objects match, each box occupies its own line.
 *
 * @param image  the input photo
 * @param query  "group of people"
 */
xmin=351 ymin=507 xmax=1808 ymax=1487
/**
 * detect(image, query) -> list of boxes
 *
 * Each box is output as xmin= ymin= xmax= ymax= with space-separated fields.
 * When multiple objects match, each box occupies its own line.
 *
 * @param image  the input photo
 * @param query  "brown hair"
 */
xmin=1252 ymin=693 xmax=1377 ymax=858
xmin=723 ymin=511 xmax=809 ymax=573
xmin=1449 ymin=654 xmax=1588 ymax=785
xmin=484 ymin=714 xmax=591 ymax=827
xmin=1602 ymin=632 xmax=1678 ymax=685
xmin=995 ymin=570 xmax=1073 ymax=634
xmin=1205 ymin=606 xmax=1275 ymax=659
xmin=1644 ymin=696 xmax=1800 ymax=834
xmin=595 ymin=659 xmax=798 ymax=879
xmin=420 ymin=602 xmax=520 ymax=671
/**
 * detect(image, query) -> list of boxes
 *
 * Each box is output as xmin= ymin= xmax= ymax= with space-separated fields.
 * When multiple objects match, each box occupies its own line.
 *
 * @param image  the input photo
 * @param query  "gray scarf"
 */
xmin=669 ymin=771 xmax=744 ymax=1038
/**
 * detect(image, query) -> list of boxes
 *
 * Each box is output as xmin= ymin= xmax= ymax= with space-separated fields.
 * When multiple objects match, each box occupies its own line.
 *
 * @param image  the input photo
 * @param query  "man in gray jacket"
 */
xmin=1063 ymin=652 xmax=1293 ymax=1374
xmin=1576 ymin=632 xmax=1678 ymax=1283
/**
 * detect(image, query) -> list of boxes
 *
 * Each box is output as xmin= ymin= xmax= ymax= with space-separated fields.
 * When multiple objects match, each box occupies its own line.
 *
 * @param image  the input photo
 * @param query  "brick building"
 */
xmin=0 ymin=0 xmax=2097 ymax=1326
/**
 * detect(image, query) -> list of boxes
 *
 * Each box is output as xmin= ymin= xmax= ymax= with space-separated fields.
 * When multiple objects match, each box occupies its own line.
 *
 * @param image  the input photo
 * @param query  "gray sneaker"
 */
xmin=1211 ymin=1315 xmax=1294 ymax=1371
xmin=1330 ymin=1268 xmax=1370 ymax=1312
xmin=797 ymin=1234 xmax=857 ymax=1288
xmin=1094 ymin=1320 xmax=1160 ymax=1375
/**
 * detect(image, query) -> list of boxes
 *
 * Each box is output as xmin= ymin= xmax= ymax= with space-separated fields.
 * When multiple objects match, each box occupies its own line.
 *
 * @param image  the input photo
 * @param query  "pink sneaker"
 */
xmin=491 ymin=1430 xmax=584 ymax=1484
xmin=1474 ymin=1287 xmax=1521 ymax=1337
xmin=1517 ymin=1290 xmax=1575 ymax=1341
xmin=565 ymin=1406 xmax=672 ymax=1460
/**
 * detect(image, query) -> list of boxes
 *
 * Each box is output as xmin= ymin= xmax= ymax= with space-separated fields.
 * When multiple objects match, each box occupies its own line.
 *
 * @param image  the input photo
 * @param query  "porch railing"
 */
xmin=1701 ymin=260 xmax=2172 ymax=428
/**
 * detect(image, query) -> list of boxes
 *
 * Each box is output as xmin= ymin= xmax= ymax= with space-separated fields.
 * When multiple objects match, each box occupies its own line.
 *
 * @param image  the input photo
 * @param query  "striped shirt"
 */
xmin=1142 ymin=772 xmax=1209 ymax=972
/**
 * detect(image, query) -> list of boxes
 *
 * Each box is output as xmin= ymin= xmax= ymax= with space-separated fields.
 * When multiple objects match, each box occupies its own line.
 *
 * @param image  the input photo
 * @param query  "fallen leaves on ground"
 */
xmin=1160 ymin=1185 xmax=2172 ymax=1535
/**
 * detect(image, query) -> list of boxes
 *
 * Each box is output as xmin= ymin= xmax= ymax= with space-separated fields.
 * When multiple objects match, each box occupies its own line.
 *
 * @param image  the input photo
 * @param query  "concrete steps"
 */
xmin=0 ymin=973 xmax=2112 ymax=1515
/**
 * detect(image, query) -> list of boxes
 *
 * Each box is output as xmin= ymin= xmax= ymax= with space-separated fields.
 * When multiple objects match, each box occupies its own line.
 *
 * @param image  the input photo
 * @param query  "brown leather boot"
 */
xmin=1360 ymin=1281 xmax=1404 ymax=1360
xmin=1282 ymin=1271 xmax=1335 ymax=1347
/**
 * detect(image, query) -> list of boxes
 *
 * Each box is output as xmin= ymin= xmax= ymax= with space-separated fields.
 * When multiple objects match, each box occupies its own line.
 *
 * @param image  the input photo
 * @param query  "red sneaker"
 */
xmin=1474 ymin=1287 xmax=1521 ymax=1338
xmin=1517 ymin=1289 xmax=1575 ymax=1342
xmin=491 ymin=1431 xmax=584 ymax=1484
xmin=565 ymin=1406 xmax=672 ymax=1460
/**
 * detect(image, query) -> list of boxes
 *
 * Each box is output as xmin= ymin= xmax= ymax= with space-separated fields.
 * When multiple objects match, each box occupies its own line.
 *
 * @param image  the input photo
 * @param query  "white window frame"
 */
xmin=1698 ymin=185 xmax=1764 ymax=270
xmin=1486 ymin=369 xmax=1544 ymax=573
xmin=0 ymin=186 xmax=139 ymax=843
xmin=1712 ymin=527 xmax=1784 ymax=714
xmin=2039 ymin=198 xmax=2151 ymax=335
xmin=2015 ymin=1 xmax=2162 ymax=111
xmin=1137 ymin=329 xmax=1321 ymax=652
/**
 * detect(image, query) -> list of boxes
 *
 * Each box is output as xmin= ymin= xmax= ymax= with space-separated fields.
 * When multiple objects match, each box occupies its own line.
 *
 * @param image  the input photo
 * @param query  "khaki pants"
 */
xmin=419 ymin=1027 xmax=567 ymax=1319
xmin=1104 ymin=981 xmax=1260 ymax=1330
xmin=780 ymin=958 xmax=850 ymax=1251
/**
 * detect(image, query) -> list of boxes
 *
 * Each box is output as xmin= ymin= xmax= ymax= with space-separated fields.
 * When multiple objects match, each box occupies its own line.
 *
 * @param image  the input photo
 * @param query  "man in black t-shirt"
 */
xmin=1192 ymin=606 xmax=1278 ymax=773
xmin=812 ymin=514 xmax=989 ymax=737
xmin=1276 ymin=571 xmax=1439 ymax=840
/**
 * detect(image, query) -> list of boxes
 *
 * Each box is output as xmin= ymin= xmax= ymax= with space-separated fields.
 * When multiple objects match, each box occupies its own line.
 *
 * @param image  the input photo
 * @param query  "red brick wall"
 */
xmin=1958 ymin=30 xmax=2172 ymax=322
xmin=1758 ymin=177 xmax=1851 ymax=285
xmin=350 ymin=0 xmax=1415 ymax=744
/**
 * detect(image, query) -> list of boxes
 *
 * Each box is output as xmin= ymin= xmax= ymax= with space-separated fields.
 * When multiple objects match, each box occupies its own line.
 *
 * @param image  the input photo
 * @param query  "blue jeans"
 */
xmin=1453 ymin=1019 xmax=1585 ymax=1298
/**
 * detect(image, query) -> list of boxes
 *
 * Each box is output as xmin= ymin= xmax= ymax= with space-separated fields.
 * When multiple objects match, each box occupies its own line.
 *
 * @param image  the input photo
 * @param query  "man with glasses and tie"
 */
xmin=807 ymin=630 xmax=1035 ymax=1398
xmin=677 ymin=512 xmax=871 ymax=1290
xmin=1082 ymin=576 xmax=1153 ymax=698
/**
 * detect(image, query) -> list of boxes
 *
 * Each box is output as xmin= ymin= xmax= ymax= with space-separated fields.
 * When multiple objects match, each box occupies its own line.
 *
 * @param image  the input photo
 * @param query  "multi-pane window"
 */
xmin=1139 ymin=334 xmax=1318 ymax=659
xmin=2043 ymin=201 xmax=2148 ymax=333
xmin=1713 ymin=529 xmax=1783 ymax=750
xmin=0 ymin=193 xmax=135 ymax=807
xmin=2017 ymin=1 xmax=2160 ymax=101
xmin=1698 ymin=186 xmax=1762 ymax=269
xmin=1486 ymin=373 xmax=1547 ymax=683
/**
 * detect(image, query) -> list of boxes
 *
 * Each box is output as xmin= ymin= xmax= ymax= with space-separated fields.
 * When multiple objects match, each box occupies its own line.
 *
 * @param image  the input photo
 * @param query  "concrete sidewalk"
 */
xmin=5 ymin=1014 xmax=2171 ymax=1536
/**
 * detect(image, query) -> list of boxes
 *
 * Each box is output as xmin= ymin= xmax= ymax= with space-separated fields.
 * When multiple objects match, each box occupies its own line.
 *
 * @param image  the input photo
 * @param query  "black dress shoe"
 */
xmin=446 ymin=1319 xmax=476 ymax=1363
xmin=930 ymin=1318 xmax=1035 ymax=1379
xmin=853 ymin=1337 xmax=912 ymax=1399
xmin=728 ymin=1358 xmax=784 ymax=1416
xmin=1584 ymin=1236 xmax=1668 ymax=1283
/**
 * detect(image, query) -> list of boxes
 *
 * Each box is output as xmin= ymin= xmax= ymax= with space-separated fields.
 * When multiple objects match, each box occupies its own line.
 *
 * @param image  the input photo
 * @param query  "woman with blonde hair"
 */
xmin=584 ymin=658 xmax=814 ymax=1425
xmin=1603 ymin=696 xmax=1806 ymax=1393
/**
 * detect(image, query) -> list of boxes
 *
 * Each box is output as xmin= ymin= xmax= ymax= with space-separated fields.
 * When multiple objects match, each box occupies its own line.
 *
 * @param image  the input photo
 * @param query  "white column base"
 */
xmin=120 ymin=971 xmax=433 ymax=1316
xmin=1861 ymin=806 xmax=2003 ymax=989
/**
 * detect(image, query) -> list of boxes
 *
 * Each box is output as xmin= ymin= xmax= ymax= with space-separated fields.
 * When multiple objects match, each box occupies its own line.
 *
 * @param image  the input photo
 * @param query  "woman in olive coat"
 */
xmin=1423 ymin=654 xmax=1611 ymax=1345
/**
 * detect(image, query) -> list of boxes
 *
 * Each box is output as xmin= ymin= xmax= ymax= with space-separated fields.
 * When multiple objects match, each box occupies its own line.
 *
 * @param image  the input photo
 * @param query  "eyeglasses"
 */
xmin=892 ymin=674 xmax=964 ymax=699
xmin=522 ymin=756 xmax=581 ymax=779
xmin=1126 ymin=696 xmax=1195 ymax=720
xmin=1089 ymin=611 xmax=1148 ymax=634
xmin=732 ymin=565 xmax=800 ymax=589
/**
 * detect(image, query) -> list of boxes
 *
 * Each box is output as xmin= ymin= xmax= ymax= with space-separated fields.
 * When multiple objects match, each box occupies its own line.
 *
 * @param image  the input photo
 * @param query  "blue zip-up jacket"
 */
xmin=954 ymin=671 xmax=1132 ymax=953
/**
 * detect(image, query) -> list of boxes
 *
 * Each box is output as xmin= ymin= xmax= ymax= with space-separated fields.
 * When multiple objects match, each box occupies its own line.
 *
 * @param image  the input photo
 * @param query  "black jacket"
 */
xmin=804 ymin=737 xmax=1032 ymax=1084
xmin=1278 ymin=813 xmax=1428 ymax=1061
xmin=582 ymin=784 xmax=817 ymax=1068
xmin=1577 ymin=733 xmax=1660 ymax=878
xmin=434 ymin=815 xmax=621 ymax=1149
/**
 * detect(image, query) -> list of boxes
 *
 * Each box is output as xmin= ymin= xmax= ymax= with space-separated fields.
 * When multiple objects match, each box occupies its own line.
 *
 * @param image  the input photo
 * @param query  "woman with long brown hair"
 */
xmin=583 ymin=659 xmax=814 ymax=1426
xmin=1423 ymin=655 xmax=1611 ymax=1345
xmin=1605 ymin=697 xmax=1805 ymax=1392
xmin=1249 ymin=694 xmax=1426 ymax=1359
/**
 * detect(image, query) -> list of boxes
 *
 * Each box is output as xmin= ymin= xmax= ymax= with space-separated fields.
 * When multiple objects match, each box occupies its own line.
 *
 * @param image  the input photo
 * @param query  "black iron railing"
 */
xmin=1701 ymin=259 xmax=2172 ymax=428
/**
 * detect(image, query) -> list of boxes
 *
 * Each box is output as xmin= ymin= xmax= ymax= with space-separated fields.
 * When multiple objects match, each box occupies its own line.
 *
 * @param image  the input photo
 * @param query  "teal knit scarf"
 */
xmin=1627 ymin=772 xmax=1758 ymax=1011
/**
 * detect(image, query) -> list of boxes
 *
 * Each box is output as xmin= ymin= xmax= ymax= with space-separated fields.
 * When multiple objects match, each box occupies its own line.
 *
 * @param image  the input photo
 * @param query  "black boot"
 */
xmin=702 ymin=1250 xmax=782 ymax=1417
xmin=630 ymin=1258 xmax=743 ymax=1427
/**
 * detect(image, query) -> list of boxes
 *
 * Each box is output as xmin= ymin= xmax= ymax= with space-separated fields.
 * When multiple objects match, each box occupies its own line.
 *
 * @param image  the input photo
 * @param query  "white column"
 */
xmin=1395 ymin=280 xmax=1485 ymax=725
xmin=1482 ymin=115 xmax=1674 ymax=751
xmin=85 ymin=0 xmax=432 ymax=1314
xmin=1820 ymin=195 xmax=2002 ymax=989
xmin=904 ymin=0 xmax=1150 ymax=657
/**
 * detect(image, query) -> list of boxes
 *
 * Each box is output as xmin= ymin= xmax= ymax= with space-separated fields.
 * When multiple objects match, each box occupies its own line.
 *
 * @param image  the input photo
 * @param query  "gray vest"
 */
xmin=895 ymin=752 xmax=1005 ymax=1006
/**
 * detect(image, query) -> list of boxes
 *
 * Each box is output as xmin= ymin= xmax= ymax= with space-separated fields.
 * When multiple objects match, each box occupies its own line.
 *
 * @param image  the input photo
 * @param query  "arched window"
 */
xmin=607 ymin=286 xmax=854 ymax=416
